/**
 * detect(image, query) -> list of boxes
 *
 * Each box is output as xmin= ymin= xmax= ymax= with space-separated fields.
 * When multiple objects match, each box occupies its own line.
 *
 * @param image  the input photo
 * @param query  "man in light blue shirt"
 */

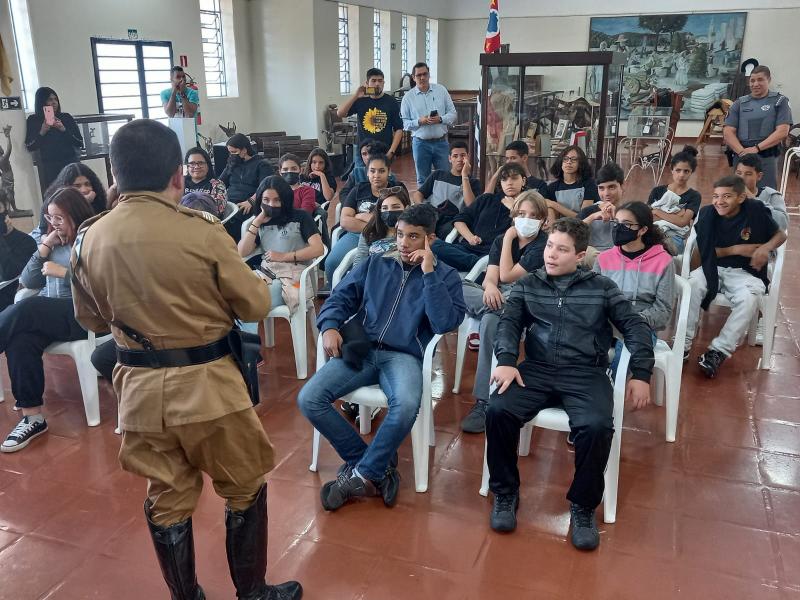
xmin=161 ymin=66 xmax=199 ymax=119
xmin=400 ymin=62 xmax=457 ymax=187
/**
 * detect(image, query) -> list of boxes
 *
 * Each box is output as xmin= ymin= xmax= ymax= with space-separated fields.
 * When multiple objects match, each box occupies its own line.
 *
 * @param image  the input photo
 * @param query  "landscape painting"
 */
xmin=586 ymin=13 xmax=747 ymax=120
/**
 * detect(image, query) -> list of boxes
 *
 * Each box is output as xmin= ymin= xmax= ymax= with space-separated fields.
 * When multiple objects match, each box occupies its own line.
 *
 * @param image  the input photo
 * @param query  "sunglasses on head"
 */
xmin=378 ymin=186 xmax=404 ymax=200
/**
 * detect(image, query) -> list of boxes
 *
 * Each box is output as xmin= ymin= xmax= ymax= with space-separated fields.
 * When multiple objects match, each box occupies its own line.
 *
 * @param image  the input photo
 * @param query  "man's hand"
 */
xmin=418 ymin=116 xmax=431 ymax=126
xmin=491 ymin=366 xmax=525 ymax=394
xmin=41 ymin=261 xmax=68 ymax=279
xmin=323 ymin=328 xmax=343 ymax=358
xmin=429 ymin=115 xmax=443 ymax=124
xmin=750 ymin=245 xmax=770 ymax=270
xmin=238 ymin=200 xmax=253 ymax=215
xmin=483 ymin=284 xmax=504 ymax=311
xmin=409 ymin=236 xmax=435 ymax=273
xmin=461 ymin=158 xmax=472 ymax=178
xmin=467 ymin=234 xmax=482 ymax=246
xmin=739 ymin=146 xmax=759 ymax=157
xmin=356 ymin=84 xmax=367 ymax=98
xmin=626 ymin=379 xmax=650 ymax=410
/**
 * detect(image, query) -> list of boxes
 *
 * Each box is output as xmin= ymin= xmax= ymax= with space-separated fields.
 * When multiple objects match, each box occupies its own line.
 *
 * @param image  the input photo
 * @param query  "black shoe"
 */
xmin=566 ymin=431 xmax=576 ymax=446
xmin=1 ymin=416 xmax=48 ymax=453
xmin=377 ymin=467 xmax=401 ymax=507
xmin=226 ymin=484 xmax=303 ymax=600
xmin=490 ymin=492 xmax=519 ymax=532
xmin=320 ymin=469 xmax=378 ymax=511
xmin=145 ymin=501 xmax=206 ymax=600
xmin=683 ymin=346 xmax=691 ymax=362
xmin=461 ymin=399 xmax=488 ymax=433
xmin=340 ymin=402 xmax=359 ymax=420
xmin=569 ymin=503 xmax=600 ymax=551
xmin=698 ymin=349 xmax=726 ymax=378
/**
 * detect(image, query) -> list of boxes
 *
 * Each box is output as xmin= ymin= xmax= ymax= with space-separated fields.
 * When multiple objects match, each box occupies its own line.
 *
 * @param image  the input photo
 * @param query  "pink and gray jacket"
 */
xmin=593 ymin=244 xmax=675 ymax=331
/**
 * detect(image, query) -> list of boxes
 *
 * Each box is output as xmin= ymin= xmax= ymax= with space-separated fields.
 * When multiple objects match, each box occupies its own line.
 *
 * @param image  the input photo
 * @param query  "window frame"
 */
xmin=90 ymin=38 xmax=174 ymax=120
xmin=338 ymin=4 xmax=352 ymax=95
xmin=199 ymin=0 xmax=228 ymax=98
xmin=401 ymin=14 xmax=408 ymax=75
xmin=373 ymin=9 xmax=382 ymax=71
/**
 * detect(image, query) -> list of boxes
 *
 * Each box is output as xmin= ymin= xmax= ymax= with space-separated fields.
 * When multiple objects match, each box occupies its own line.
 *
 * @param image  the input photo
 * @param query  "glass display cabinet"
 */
xmin=477 ymin=51 xmax=626 ymax=185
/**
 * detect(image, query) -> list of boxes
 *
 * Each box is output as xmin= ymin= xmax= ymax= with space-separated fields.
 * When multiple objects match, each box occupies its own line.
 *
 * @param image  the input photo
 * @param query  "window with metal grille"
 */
xmin=338 ymin=4 xmax=351 ymax=95
xmin=401 ymin=14 xmax=408 ymax=75
xmin=425 ymin=19 xmax=431 ymax=66
xmin=373 ymin=9 xmax=382 ymax=71
xmin=199 ymin=0 xmax=227 ymax=97
xmin=91 ymin=38 xmax=174 ymax=132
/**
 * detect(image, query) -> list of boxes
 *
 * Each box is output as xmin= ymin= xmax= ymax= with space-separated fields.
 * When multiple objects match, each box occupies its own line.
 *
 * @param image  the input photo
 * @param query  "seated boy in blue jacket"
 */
xmin=487 ymin=218 xmax=654 ymax=550
xmin=298 ymin=204 xmax=465 ymax=511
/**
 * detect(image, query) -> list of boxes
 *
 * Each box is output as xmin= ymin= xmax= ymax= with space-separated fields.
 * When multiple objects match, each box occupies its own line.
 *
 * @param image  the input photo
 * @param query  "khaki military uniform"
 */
xmin=71 ymin=191 xmax=273 ymax=526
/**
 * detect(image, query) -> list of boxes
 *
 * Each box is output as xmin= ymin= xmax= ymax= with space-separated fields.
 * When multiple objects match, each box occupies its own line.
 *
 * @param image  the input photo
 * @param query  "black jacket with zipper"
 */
xmin=494 ymin=267 xmax=654 ymax=381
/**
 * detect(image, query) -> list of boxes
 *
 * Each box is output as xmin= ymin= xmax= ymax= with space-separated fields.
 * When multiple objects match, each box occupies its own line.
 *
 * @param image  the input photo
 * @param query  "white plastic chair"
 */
xmin=683 ymin=231 xmax=786 ymax=369
xmin=652 ymin=275 xmax=691 ymax=442
xmin=479 ymin=345 xmax=631 ymax=524
xmin=452 ymin=255 xmax=491 ymax=393
xmin=332 ymin=248 xmax=359 ymax=289
xmin=308 ymin=332 xmax=442 ymax=493
xmin=0 ymin=288 xmax=113 ymax=427
xmin=220 ymin=201 xmax=239 ymax=225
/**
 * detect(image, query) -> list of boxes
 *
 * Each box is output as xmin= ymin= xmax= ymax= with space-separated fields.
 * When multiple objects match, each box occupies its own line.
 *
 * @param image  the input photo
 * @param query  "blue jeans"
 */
xmin=668 ymin=232 xmax=686 ymax=255
xmin=297 ymin=348 xmax=423 ymax=482
xmin=431 ymin=239 xmax=483 ymax=272
xmin=411 ymin=137 xmax=450 ymax=187
xmin=325 ymin=231 xmax=360 ymax=284
xmin=610 ymin=333 xmax=658 ymax=379
xmin=240 ymin=279 xmax=283 ymax=334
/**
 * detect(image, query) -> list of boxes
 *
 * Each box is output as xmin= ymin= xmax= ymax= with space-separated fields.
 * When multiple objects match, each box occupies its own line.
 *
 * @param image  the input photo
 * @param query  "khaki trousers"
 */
xmin=119 ymin=408 xmax=275 ymax=526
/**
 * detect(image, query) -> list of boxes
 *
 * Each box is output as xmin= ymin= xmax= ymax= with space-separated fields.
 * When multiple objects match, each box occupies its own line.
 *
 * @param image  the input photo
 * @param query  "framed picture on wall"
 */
xmin=554 ymin=119 xmax=569 ymax=139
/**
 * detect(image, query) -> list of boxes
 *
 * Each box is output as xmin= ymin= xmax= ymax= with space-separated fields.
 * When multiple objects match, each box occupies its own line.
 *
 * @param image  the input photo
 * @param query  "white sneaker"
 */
xmin=755 ymin=318 xmax=765 ymax=346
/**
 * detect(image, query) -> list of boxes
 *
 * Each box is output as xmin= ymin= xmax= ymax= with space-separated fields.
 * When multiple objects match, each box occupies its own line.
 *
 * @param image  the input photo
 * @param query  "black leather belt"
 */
xmin=117 ymin=336 xmax=232 ymax=369
xmin=418 ymin=136 xmax=447 ymax=142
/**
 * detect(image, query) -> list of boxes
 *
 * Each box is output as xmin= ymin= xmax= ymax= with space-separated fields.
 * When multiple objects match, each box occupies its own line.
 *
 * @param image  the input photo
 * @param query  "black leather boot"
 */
xmin=144 ymin=501 xmax=205 ymax=600
xmin=225 ymin=484 xmax=303 ymax=600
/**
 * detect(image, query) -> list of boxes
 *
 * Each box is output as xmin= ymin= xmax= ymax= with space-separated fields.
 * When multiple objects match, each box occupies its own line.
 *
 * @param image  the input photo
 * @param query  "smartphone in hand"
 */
xmin=366 ymin=86 xmax=376 ymax=95
xmin=43 ymin=105 xmax=56 ymax=126
xmin=258 ymin=264 xmax=278 ymax=280
xmin=429 ymin=109 xmax=439 ymax=117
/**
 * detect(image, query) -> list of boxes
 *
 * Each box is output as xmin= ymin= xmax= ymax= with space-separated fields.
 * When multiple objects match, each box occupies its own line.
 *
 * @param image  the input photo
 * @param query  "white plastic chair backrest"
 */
xmin=670 ymin=275 xmax=692 ymax=362
xmin=240 ymin=215 xmax=255 ymax=241
xmin=296 ymin=244 xmax=328 ymax=314
xmin=464 ymin=255 xmax=490 ymax=282
xmin=780 ymin=147 xmax=800 ymax=197
xmin=768 ymin=240 xmax=786 ymax=302
xmin=680 ymin=227 xmax=697 ymax=279
xmin=332 ymin=248 xmax=359 ymax=289
xmin=335 ymin=202 xmax=343 ymax=225
xmin=445 ymin=228 xmax=460 ymax=243
xmin=220 ymin=201 xmax=239 ymax=224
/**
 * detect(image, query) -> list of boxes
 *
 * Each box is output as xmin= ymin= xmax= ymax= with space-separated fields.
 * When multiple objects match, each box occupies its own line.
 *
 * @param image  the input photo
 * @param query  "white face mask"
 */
xmin=514 ymin=216 xmax=542 ymax=238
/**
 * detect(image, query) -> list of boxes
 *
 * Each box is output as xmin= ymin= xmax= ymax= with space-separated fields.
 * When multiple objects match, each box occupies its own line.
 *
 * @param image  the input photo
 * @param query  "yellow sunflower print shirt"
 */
xmin=363 ymin=107 xmax=389 ymax=135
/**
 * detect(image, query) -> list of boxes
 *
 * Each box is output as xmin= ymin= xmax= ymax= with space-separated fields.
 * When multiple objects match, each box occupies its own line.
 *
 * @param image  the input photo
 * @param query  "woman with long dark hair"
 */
xmin=40 ymin=162 xmax=106 ymax=233
xmin=545 ymin=144 xmax=600 ymax=220
xmin=238 ymin=176 xmax=324 ymax=319
xmin=184 ymin=146 xmax=227 ymax=217
xmin=25 ymin=87 xmax=84 ymax=189
xmin=301 ymin=147 xmax=337 ymax=204
xmin=0 ymin=187 xmax=96 ymax=452
xmin=594 ymin=201 xmax=675 ymax=376
xmin=220 ymin=134 xmax=273 ymax=241
xmin=354 ymin=186 xmax=412 ymax=266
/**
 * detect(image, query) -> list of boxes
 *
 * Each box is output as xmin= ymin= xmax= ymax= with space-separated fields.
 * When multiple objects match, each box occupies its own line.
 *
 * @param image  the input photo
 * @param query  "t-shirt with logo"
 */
xmin=545 ymin=178 xmax=600 ymax=213
xmin=348 ymin=95 xmax=403 ymax=148
xmin=254 ymin=209 xmax=318 ymax=256
xmin=725 ymin=91 xmax=793 ymax=146
xmin=487 ymin=233 xmax=547 ymax=272
xmin=714 ymin=205 xmax=778 ymax=272
xmin=418 ymin=170 xmax=481 ymax=239
xmin=301 ymin=173 xmax=338 ymax=205
xmin=343 ymin=181 xmax=408 ymax=216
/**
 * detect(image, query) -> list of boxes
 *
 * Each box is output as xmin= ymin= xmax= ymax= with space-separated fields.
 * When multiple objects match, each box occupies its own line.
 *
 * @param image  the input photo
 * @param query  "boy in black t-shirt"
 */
xmin=431 ymin=163 xmax=526 ymax=272
xmin=412 ymin=141 xmax=480 ymax=239
xmin=684 ymin=176 xmax=786 ymax=378
xmin=337 ymin=68 xmax=403 ymax=162
xmin=0 ymin=193 xmax=36 ymax=310
xmin=484 ymin=140 xmax=548 ymax=197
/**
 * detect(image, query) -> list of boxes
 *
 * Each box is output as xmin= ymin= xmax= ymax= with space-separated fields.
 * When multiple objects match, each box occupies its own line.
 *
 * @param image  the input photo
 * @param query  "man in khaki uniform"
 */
xmin=70 ymin=119 xmax=302 ymax=600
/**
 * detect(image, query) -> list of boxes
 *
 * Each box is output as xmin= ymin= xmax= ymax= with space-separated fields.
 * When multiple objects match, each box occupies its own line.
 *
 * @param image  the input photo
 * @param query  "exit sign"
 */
xmin=0 ymin=97 xmax=21 ymax=110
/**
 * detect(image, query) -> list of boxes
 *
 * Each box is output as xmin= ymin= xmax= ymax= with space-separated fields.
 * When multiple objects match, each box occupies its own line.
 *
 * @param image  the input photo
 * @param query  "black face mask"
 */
xmin=281 ymin=172 xmax=300 ymax=185
xmin=261 ymin=205 xmax=272 ymax=217
xmin=380 ymin=210 xmax=403 ymax=228
xmin=0 ymin=213 xmax=7 ymax=236
xmin=228 ymin=154 xmax=243 ymax=166
xmin=612 ymin=222 xmax=640 ymax=246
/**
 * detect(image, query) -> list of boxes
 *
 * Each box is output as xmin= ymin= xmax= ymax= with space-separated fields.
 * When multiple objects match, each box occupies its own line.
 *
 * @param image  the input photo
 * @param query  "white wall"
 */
xmin=438 ymin=8 xmax=800 ymax=136
xmin=26 ymin=0 xmax=256 ymax=142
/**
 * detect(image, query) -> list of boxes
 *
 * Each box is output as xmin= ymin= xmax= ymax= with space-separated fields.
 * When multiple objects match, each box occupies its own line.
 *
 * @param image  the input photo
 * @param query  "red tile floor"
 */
xmin=1 ymin=143 xmax=799 ymax=599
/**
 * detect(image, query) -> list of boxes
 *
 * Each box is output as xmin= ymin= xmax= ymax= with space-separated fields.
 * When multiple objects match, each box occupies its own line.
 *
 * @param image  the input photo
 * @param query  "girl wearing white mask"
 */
xmin=460 ymin=191 xmax=549 ymax=433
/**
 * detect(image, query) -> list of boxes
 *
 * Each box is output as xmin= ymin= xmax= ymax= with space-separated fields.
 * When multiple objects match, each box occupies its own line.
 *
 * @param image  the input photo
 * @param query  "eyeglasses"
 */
xmin=611 ymin=220 xmax=641 ymax=230
xmin=44 ymin=215 xmax=65 ymax=225
xmin=378 ymin=186 xmax=404 ymax=199
xmin=562 ymin=156 xmax=580 ymax=164
xmin=187 ymin=161 xmax=207 ymax=168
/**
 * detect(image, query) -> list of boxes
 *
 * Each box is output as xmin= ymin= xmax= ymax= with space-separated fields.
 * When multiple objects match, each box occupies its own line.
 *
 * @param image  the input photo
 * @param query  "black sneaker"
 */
xmin=569 ymin=503 xmax=600 ymax=551
xmin=683 ymin=346 xmax=691 ymax=362
xmin=340 ymin=401 xmax=359 ymax=420
xmin=698 ymin=349 xmax=726 ymax=379
xmin=461 ymin=399 xmax=488 ymax=433
xmin=377 ymin=467 xmax=401 ymax=507
xmin=1 ymin=416 xmax=48 ymax=453
xmin=320 ymin=469 xmax=378 ymax=511
xmin=490 ymin=492 xmax=519 ymax=532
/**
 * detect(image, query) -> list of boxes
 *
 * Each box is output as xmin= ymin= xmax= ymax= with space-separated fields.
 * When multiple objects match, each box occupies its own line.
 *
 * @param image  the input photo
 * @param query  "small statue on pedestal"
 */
xmin=0 ymin=124 xmax=32 ymax=217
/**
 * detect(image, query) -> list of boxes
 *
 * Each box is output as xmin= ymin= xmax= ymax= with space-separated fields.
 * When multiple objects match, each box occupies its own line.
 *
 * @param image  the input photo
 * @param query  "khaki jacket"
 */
xmin=71 ymin=191 xmax=271 ymax=432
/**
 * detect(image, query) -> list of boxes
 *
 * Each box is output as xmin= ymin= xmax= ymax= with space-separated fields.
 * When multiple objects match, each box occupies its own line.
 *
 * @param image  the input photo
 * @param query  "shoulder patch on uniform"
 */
xmin=176 ymin=205 xmax=221 ymax=224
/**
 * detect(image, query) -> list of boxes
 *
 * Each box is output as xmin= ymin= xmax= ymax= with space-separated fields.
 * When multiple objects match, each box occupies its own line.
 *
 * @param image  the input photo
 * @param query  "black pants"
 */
xmin=91 ymin=338 xmax=117 ymax=382
xmin=485 ymin=361 xmax=614 ymax=509
xmin=0 ymin=296 xmax=87 ymax=408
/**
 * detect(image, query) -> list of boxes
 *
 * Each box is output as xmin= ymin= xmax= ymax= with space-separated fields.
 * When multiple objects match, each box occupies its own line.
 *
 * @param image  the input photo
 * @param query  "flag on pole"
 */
xmin=484 ymin=0 xmax=500 ymax=54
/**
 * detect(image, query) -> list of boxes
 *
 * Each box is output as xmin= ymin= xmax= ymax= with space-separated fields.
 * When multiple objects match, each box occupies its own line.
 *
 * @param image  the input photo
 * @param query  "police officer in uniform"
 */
xmin=724 ymin=64 xmax=793 ymax=189
xmin=70 ymin=119 xmax=302 ymax=600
